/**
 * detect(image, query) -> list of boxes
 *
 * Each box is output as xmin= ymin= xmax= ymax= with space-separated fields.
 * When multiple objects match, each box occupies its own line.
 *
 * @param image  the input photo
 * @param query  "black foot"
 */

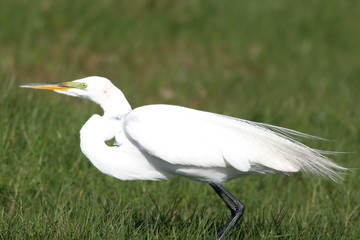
xmin=209 ymin=182 xmax=245 ymax=240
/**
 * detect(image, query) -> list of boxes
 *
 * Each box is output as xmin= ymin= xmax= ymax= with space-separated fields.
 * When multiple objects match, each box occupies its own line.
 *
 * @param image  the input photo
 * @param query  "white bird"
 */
xmin=20 ymin=76 xmax=346 ymax=239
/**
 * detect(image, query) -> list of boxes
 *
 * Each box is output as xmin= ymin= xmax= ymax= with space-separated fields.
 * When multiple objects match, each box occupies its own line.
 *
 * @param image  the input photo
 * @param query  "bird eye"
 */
xmin=81 ymin=83 xmax=87 ymax=89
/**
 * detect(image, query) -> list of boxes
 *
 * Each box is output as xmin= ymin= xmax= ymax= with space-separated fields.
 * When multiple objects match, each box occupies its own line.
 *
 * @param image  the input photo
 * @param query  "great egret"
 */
xmin=20 ymin=76 xmax=345 ymax=239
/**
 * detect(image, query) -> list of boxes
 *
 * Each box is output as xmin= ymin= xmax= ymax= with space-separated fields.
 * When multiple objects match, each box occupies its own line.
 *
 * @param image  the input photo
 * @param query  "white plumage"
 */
xmin=20 ymin=76 xmax=346 ymax=239
xmin=20 ymin=76 xmax=345 ymax=182
xmin=80 ymin=103 xmax=344 ymax=183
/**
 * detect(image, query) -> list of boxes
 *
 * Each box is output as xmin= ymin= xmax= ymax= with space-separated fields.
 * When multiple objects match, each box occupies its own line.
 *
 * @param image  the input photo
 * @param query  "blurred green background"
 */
xmin=1 ymin=0 xmax=359 ymax=239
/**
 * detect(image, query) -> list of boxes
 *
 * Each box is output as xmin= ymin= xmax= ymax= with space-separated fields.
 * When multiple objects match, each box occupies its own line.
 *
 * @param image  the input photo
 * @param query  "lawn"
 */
xmin=1 ymin=0 xmax=359 ymax=239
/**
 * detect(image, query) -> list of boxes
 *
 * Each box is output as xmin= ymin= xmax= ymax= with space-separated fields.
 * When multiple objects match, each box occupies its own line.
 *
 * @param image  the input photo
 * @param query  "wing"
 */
xmin=124 ymin=104 xmax=344 ymax=179
xmin=124 ymin=105 xmax=233 ymax=169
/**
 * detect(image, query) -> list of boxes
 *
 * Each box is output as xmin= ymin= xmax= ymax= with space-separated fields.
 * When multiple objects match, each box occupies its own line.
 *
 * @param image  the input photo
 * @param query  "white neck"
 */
xmin=97 ymin=87 xmax=132 ymax=118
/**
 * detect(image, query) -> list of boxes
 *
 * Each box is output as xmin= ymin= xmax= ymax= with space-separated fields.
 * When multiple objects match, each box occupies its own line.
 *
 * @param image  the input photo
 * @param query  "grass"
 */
xmin=1 ymin=0 xmax=359 ymax=239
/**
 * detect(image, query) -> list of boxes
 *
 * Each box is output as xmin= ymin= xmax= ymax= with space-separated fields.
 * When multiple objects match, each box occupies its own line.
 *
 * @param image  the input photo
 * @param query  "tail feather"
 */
xmin=249 ymin=120 xmax=347 ymax=181
xmin=211 ymin=112 xmax=347 ymax=181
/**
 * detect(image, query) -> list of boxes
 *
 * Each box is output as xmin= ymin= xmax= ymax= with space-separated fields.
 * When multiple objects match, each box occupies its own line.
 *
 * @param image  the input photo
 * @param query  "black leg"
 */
xmin=209 ymin=182 xmax=245 ymax=240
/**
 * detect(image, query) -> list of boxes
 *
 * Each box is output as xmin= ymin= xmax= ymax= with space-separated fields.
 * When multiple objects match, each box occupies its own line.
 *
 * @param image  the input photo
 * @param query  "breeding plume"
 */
xmin=20 ymin=76 xmax=345 ymax=239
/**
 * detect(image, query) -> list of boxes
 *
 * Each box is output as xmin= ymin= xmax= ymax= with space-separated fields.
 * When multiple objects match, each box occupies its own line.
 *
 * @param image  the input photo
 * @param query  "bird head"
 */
xmin=20 ymin=76 xmax=132 ymax=117
xmin=20 ymin=76 xmax=116 ymax=102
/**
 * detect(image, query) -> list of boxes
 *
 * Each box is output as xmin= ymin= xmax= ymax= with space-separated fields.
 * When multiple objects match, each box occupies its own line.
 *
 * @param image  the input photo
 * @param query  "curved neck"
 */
xmin=98 ymin=87 xmax=132 ymax=118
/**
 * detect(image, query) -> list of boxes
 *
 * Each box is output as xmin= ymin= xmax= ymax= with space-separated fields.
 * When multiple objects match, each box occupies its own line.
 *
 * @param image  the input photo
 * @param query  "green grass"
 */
xmin=1 ymin=0 xmax=359 ymax=239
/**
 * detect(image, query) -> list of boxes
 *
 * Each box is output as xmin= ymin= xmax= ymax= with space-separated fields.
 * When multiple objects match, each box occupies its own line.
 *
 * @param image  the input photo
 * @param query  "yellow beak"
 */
xmin=19 ymin=82 xmax=72 ymax=91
